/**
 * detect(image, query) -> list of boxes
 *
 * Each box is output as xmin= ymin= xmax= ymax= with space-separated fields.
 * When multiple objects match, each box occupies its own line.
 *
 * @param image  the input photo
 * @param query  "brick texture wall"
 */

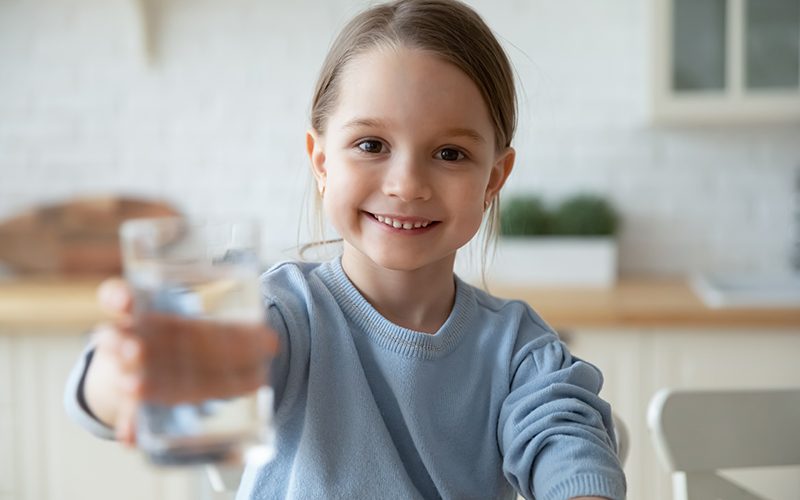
xmin=1 ymin=0 xmax=798 ymax=275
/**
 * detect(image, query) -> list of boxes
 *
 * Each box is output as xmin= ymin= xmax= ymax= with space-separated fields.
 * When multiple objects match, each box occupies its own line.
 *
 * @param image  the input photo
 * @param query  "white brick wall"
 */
xmin=1 ymin=0 xmax=798 ymax=275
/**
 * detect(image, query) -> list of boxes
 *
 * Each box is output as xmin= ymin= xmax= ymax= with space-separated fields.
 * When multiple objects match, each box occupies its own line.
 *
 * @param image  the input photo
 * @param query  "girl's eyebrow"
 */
xmin=343 ymin=118 xmax=486 ymax=145
xmin=442 ymin=127 xmax=486 ymax=145
xmin=342 ymin=117 xmax=389 ymax=130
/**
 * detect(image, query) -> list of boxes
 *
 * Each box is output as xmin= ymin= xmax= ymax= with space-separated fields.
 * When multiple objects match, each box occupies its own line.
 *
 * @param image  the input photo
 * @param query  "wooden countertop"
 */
xmin=491 ymin=280 xmax=800 ymax=330
xmin=1 ymin=276 xmax=799 ymax=333
xmin=0 ymin=276 xmax=109 ymax=332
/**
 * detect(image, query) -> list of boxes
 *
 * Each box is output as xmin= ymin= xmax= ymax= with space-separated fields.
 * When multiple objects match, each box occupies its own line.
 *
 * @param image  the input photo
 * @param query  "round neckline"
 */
xmin=319 ymin=257 xmax=474 ymax=360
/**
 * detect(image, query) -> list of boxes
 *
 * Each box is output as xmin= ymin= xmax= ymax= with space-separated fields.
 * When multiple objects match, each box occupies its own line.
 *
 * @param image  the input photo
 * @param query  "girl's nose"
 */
xmin=382 ymin=156 xmax=432 ymax=202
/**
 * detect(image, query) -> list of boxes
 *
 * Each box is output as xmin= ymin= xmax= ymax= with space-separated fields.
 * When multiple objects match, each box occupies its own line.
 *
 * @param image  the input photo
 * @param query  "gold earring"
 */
xmin=484 ymin=199 xmax=491 ymax=211
xmin=319 ymin=184 xmax=326 ymax=197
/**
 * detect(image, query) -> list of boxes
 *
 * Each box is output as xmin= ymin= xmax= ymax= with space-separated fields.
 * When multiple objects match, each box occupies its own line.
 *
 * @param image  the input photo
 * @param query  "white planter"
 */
xmin=457 ymin=237 xmax=617 ymax=287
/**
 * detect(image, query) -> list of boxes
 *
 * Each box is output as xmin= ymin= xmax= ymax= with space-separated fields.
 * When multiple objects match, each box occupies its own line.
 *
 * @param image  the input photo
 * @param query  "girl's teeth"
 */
xmin=373 ymin=214 xmax=431 ymax=230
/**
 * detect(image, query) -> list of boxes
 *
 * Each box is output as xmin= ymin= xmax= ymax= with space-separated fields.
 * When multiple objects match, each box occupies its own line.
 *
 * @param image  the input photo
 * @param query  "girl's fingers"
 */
xmin=95 ymin=313 xmax=278 ymax=406
xmin=92 ymin=322 xmax=142 ymax=372
xmin=95 ymin=322 xmax=141 ymax=445
xmin=133 ymin=316 xmax=274 ymax=404
xmin=137 ymin=314 xmax=278 ymax=373
xmin=141 ymin=362 xmax=268 ymax=405
xmin=97 ymin=278 xmax=133 ymax=315
xmin=115 ymin=393 xmax=139 ymax=447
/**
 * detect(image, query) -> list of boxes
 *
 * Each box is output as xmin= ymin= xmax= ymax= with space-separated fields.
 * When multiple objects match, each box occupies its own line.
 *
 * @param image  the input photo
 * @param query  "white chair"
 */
xmin=647 ymin=387 xmax=800 ymax=500
xmin=613 ymin=412 xmax=630 ymax=467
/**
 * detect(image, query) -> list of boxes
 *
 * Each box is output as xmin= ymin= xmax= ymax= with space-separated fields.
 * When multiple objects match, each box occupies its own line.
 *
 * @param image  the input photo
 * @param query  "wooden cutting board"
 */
xmin=0 ymin=196 xmax=180 ymax=275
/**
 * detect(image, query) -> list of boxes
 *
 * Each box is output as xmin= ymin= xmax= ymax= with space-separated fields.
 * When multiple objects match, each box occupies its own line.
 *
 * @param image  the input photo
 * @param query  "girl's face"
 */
xmin=308 ymin=46 xmax=514 ymax=274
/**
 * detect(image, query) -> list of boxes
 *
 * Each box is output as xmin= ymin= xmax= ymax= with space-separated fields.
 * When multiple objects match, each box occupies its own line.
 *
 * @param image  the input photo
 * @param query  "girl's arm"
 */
xmin=497 ymin=324 xmax=626 ymax=500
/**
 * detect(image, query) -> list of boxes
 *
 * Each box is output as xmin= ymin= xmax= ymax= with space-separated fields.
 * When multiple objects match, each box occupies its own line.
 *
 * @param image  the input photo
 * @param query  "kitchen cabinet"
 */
xmin=650 ymin=0 xmax=800 ymax=124
xmin=3 ymin=277 xmax=800 ymax=500
xmin=0 ymin=329 xmax=203 ymax=500
xmin=567 ymin=328 xmax=800 ymax=500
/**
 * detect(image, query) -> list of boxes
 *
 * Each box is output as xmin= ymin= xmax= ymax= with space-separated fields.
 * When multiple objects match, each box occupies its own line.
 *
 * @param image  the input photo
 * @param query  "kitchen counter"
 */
xmin=1 ymin=276 xmax=800 ymax=333
xmin=491 ymin=280 xmax=800 ymax=330
xmin=0 ymin=276 xmax=108 ymax=332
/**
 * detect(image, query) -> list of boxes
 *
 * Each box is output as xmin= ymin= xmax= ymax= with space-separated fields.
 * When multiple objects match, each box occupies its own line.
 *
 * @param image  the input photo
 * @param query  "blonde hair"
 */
xmin=303 ymin=0 xmax=517 ymax=276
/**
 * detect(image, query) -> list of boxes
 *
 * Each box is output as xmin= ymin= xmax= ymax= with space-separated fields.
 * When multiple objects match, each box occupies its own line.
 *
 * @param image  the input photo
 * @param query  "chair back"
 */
xmin=647 ymin=388 xmax=800 ymax=500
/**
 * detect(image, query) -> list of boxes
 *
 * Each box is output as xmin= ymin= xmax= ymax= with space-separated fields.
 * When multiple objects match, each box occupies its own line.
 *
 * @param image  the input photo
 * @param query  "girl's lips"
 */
xmin=363 ymin=211 xmax=440 ymax=233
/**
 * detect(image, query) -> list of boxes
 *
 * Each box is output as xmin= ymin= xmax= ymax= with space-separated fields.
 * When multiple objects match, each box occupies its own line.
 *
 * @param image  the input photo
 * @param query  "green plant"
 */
xmin=499 ymin=195 xmax=550 ymax=236
xmin=550 ymin=194 xmax=618 ymax=236
xmin=499 ymin=193 xmax=618 ymax=237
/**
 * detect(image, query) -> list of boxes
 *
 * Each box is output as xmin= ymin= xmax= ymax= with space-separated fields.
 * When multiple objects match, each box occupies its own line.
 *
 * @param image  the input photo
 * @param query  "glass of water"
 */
xmin=119 ymin=216 xmax=275 ymax=468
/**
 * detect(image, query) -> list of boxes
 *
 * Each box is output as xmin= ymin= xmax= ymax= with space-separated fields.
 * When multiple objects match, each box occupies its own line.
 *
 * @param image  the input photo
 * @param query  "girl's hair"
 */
xmin=311 ymin=0 xmax=516 ymax=148
xmin=304 ymin=0 xmax=517 ymax=278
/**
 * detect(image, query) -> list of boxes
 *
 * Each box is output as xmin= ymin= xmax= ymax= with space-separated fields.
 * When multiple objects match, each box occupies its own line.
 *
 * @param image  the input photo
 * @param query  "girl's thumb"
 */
xmin=98 ymin=278 xmax=133 ymax=314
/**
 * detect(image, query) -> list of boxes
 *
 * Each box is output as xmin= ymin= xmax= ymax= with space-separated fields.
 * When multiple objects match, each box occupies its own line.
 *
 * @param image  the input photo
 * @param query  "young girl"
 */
xmin=65 ymin=1 xmax=626 ymax=499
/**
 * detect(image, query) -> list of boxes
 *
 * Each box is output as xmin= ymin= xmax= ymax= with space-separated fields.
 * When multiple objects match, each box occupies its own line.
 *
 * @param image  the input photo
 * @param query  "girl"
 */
xmin=65 ymin=1 xmax=626 ymax=499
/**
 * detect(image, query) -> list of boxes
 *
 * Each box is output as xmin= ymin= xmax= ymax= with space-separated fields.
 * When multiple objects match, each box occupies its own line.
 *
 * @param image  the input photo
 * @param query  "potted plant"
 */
xmin=486 ymin=193 xmax=619 ymax=287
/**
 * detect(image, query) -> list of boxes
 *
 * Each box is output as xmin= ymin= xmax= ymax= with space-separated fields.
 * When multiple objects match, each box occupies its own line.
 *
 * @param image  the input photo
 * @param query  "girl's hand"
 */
xmin=83 ymin=279 xmax=138 ymax=445
xmin=132 ymin=312 xmax=278 ymax=405
xmin=84 ymin=278 xmax=278 ymax=447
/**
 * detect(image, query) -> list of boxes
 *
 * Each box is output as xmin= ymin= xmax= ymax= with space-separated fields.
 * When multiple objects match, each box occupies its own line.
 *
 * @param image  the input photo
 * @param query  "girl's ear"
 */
xmin=485 ymin=147 xmax=516 ymax=200
xmin=306 ymin=129 xmax=327 ymax=192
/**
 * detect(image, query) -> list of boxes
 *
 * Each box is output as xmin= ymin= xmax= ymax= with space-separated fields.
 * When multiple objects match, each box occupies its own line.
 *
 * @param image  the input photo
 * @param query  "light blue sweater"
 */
xmin=65 ymin=258 xmax=626 ymax=500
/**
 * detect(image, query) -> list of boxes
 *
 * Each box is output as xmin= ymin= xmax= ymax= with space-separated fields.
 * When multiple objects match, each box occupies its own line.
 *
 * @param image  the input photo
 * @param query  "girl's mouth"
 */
xmin=363 ymin=211 xmax=440 ymax=232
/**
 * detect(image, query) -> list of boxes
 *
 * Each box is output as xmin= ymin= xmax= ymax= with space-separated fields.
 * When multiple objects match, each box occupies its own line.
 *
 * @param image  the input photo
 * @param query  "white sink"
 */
xmin=691 ymin=273 xmax=800 ymax=309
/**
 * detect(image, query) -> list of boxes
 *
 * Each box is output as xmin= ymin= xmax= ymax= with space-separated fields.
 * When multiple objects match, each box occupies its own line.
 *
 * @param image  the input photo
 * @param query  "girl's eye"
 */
xmin=437 ymin=148 xmax=465 ymax=162
xmin=357 ymin=140 xmax=384 ymax=154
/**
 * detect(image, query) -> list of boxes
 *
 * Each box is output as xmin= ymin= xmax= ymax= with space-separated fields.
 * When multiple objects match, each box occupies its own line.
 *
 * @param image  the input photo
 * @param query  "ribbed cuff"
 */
xmin=542 ymin=473 xmax=626 ymax=500
xmin=63 ymin=344 xmax=116 ymax=440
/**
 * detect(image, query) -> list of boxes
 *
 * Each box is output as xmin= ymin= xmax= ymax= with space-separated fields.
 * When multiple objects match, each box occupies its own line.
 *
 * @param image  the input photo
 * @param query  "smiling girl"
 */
xmin=66 ymin=1 xmax=626 ymax=498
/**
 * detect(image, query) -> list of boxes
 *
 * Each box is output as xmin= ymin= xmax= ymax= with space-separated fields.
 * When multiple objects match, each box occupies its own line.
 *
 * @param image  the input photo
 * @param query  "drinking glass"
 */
xmin=119 ymin=216 xmax=275 ymax=468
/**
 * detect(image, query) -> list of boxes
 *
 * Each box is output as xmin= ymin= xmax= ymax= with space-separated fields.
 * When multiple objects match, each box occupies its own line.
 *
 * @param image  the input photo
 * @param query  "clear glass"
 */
xmin=119 ymin=216 xmax=275 ymax=467
xmin=672 ymin=0 xmax=727 ymax=91
xmin=745 ymin=0 xmax=800 ymax=90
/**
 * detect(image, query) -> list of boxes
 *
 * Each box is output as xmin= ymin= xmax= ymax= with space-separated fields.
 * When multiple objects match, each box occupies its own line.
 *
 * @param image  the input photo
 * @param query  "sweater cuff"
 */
xmin=63 ymin=344 xmax=116 ymax=440
xmin=542 ymin=473 xmax=626 ymax=500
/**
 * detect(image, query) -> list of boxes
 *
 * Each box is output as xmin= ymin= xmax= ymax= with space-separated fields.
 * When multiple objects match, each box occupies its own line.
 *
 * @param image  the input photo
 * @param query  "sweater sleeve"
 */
xmin=264 ymin=300 xmax=291 ymax=412
xmin=63 ymin=342 xmax=116 ymax=440
xmin=497 ymin=326 xmax=626 ymax=500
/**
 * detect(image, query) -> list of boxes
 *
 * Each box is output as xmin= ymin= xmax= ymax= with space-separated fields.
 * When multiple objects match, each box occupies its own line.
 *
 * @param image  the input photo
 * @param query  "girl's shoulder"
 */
xmin=258 ymin=259 xmax=330 ymax=309
xmin=262 ymin=258 xmax=324 ymax=278
xmin=461 ymin=279 xmax=560 ymax=350
xmin=465 ymin=281 xmax=554 ymax=334
xmin=462 ymin=282 xmax=573 ymax=381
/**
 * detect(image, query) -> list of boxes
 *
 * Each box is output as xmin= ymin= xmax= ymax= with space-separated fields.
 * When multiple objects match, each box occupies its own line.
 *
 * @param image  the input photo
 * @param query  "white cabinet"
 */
xmin=650 ymin=0 xmax=800 ymax=124
xmin=0 ymin=330 xmax=202 ymax=500
xmin=567 ymin=328 xmax=800 ymax=500
xmin=4 ymin=325 xmax=799 ymax=500
xmin=0 ymin=336 xmax=14 ymax=499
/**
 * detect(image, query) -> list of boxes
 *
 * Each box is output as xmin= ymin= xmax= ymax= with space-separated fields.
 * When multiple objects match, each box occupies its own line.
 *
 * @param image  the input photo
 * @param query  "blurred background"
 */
xmin=1 ymin=0 xmax=799 ymax=499
xmin=0 ymin=0 xmax=797 ymax=274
